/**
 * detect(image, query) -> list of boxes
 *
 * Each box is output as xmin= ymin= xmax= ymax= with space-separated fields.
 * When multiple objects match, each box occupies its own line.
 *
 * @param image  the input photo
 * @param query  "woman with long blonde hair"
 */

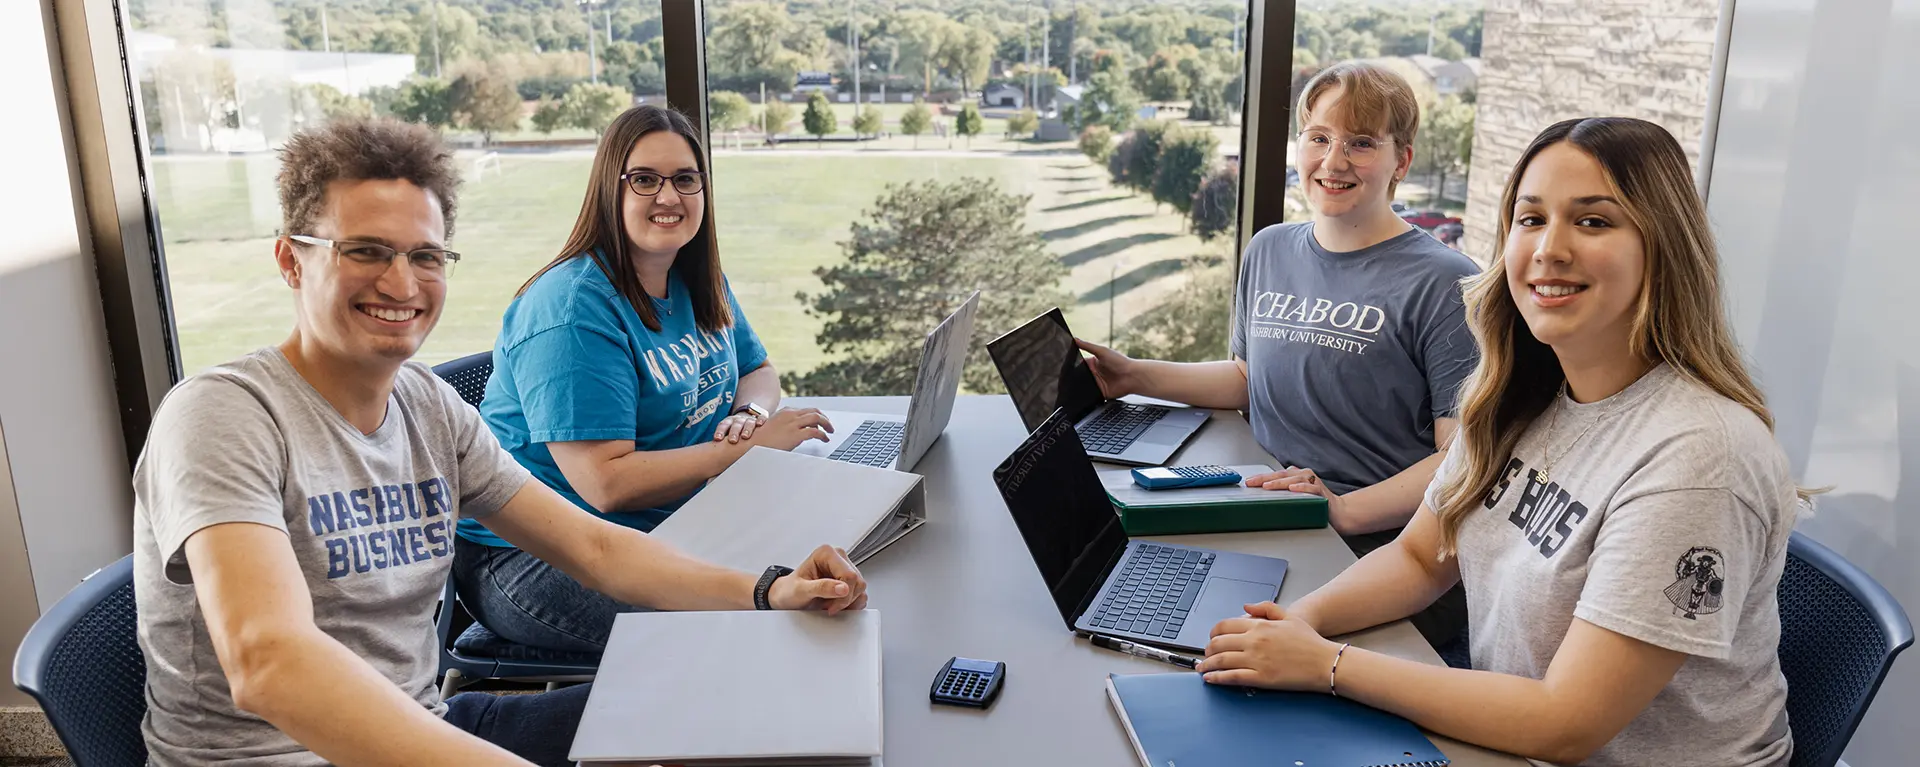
xmin=1197 ymin=117 xmax=1799 ymax=765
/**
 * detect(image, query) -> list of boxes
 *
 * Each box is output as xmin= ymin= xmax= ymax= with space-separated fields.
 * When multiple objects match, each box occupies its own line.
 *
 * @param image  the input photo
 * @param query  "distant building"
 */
xmin=127 ymin=31 xmax=414 ymax=97
xmin=1053 ymin=85 xmax=1085 ymax=113
xmin=794 ymin=71 xmax=835 ymax=94
xmin=982 ymin=83 xmax=1025 ymax=109
xmin=1402 ymin=54 xmax=1481 ymax=96
xmin=1433 ymin=58 xmax=1481 ymax=95
xmin=1037 ymin=118 xmax=1073 ymax=141
xmin=128 ymin=30 xmax=417 ymax=153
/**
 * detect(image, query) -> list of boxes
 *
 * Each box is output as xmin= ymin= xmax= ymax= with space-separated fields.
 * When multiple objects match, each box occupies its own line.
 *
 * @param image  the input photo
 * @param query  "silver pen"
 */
xmin=1087 ymin=633 xmax=1201 ymax=669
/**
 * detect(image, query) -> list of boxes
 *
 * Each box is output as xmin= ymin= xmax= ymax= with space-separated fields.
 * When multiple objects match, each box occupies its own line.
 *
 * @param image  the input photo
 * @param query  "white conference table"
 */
xmin=763 ymin=394 xmax=1530 ymax=767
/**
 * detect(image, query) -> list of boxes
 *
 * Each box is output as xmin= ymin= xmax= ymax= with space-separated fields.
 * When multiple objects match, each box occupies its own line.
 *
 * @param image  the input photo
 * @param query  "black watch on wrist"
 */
xmin=754 ymin=565 xmax=795 ymax=610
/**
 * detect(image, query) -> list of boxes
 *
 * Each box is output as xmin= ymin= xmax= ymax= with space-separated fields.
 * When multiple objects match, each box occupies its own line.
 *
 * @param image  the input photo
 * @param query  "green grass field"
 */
xmin=155 ymin=143 xmax=1224 ymax=378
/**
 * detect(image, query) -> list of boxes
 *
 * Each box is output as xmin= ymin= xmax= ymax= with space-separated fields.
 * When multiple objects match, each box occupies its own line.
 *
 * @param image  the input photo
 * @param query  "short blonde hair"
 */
xmin=1296 ymin=62 xmax=1421 ymax=197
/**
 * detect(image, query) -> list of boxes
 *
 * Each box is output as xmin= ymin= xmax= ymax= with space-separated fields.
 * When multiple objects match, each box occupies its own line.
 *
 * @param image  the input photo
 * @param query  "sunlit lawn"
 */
xmin=155 ymin=142 xmax=1222 ymax=378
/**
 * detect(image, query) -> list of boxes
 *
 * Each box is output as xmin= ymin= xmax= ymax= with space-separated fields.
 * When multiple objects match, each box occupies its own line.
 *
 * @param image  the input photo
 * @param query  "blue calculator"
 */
xmin=1131 ymin=465 xmax=1243 ymax=490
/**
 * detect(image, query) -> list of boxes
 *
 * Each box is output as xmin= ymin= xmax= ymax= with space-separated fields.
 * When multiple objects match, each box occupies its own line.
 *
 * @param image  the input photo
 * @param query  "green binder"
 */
xmin=1100 ymin=465 xmax=1329 ymax=536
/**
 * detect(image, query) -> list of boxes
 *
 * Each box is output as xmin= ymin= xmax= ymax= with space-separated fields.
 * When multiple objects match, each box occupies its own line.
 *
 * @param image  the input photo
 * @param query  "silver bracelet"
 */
xmin=1329 ymin=642 xmax=1352 ymax=697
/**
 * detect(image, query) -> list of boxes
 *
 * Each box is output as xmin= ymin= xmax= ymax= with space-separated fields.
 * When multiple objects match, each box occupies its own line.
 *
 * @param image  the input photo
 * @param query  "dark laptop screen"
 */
xmin=987 ymin=308 xmax=1107 ymax=432
xmin=991 ymin=408 xmax=1129 ymax=626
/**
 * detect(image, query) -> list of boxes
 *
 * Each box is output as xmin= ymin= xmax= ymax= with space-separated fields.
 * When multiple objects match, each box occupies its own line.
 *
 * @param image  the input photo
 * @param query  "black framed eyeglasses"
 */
xmin=620 ymin=169 xmax=707 ymax=197
xmin=287 ymin=235 xmax=461 ymax=280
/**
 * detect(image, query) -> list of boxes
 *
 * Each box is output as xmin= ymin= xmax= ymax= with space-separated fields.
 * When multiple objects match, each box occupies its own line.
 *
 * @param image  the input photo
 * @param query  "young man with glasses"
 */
xmin=1076 ymin=62 xmax=1480 ymax=649
xmin=132 ymin=117 xmax=868 ymax=767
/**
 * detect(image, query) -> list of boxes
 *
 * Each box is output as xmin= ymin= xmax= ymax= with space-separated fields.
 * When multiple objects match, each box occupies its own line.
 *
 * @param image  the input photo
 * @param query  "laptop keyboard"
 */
xmin=1087 ymin=544 xmax=1214 ymax=640
xmin=1076 ymin=402 xmax=1170 ymax=455
xmin=827 ymin=420 xmax=906 ymax=467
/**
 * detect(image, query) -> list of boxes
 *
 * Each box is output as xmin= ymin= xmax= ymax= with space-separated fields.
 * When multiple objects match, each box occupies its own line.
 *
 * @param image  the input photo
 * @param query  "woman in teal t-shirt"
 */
xmin=452 ymin=105 xmax=834 ymax=653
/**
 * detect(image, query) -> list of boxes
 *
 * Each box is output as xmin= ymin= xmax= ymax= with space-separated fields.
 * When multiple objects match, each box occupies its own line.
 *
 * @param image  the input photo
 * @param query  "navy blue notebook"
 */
xmin=1106 ymin=673 xmax=1451 ymax=767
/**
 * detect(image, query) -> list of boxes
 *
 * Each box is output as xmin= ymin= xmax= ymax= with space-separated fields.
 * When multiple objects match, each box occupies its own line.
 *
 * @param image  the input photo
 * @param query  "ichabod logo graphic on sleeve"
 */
xmin=305 ymin=477 xmax=456 ymax=579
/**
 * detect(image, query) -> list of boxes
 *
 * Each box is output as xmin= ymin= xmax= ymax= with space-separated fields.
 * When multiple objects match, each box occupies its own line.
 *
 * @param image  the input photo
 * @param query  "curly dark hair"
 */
xmin=276 ymin=118 xmax=460 ymax=240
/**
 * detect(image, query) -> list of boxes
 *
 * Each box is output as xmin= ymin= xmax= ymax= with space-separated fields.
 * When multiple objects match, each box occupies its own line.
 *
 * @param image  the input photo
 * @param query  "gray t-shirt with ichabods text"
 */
xmin=133 ymin=348 xmax=531 ymax=766
xmin=1426 ymin=364 xmax=1795 ymax=766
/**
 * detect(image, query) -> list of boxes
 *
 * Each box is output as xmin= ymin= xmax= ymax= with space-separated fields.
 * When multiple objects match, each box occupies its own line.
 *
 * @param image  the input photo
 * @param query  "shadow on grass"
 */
xmin=1058 ymin=186 xmax=1109 ymax=196
xmin=1059 ymin=233 xmax=1181 ymax=267
xmin=1041 ymin=195 xmax=1131 ymax=213
xmin=1076 ymin=258 xmax=1190 ymax=303
xmin=1046 ymin=175 xmax=1100 ymax=183
xmin=1041 ymin=214 xmax=1151 ymax=242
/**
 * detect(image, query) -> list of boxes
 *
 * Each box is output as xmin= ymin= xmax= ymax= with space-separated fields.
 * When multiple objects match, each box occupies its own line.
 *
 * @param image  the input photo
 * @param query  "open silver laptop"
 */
xmin=793 ymin=290 xmax=980 ymax=472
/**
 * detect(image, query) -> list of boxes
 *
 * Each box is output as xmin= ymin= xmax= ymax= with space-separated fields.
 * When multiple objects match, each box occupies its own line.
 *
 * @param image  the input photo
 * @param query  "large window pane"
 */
xmin=698 ymin=0 xmax=1250 ymax=396
xmin=1288 ymin=1 xmax=1723 ymax=262
xmin=129 ymin=0 xmax=667 ymax=374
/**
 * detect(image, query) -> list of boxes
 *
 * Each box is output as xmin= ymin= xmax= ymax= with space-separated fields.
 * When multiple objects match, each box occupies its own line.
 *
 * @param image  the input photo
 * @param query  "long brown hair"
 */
xmin=1434 ymin=117 xmax=1799 ymax=557
xmin=519 ymin=104 xmax=731 ymax=333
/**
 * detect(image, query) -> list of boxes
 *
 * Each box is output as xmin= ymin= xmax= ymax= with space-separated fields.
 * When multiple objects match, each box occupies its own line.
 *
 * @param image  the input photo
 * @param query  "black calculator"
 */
xmin=930 ymin=656 xmax=1005 ymax=708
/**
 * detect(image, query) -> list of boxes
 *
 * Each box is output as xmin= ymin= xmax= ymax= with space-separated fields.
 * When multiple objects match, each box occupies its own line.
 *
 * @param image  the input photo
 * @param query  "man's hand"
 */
xmin=767 ymin=544 xmax=869 ymax=614
xmin=1074 ymin=337 xmax=1141 ymax=400
xmin=1197 ymin=601 xmax=1342 ymax=690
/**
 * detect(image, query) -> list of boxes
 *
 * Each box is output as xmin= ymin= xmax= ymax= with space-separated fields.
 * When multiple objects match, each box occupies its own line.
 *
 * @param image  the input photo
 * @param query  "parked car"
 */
xmin=1401 ymin=209 xmax=1462 ymax=230
xmin=1433 ymin=220 xmax=1464 ymax=246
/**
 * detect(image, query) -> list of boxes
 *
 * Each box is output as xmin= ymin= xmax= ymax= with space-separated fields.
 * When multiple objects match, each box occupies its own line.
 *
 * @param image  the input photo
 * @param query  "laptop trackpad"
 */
xmin=1192 ymin=578 xmax=1281 ymax=624
xmin=1138 ymin=423 xmax=1188 ymax=447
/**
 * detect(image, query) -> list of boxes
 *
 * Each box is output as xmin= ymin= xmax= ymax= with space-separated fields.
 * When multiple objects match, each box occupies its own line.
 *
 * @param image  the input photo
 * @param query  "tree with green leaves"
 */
xmin=709 ymin=90 xmax=754 ymax=132
xmin=954 ymin=102 xmax=984 ymax=148
xmin=304 ymin=83 xmax=372 ymax=122
xmin=939 ymin=25 xmax=997 ymax=95
xmin=1189 ymin=164 xmax=1238 ymax=242
xmin=802 ymin=91 xmax=837 ymax=145
xmin=1135 ymin=45 xmax=1197 ymax=101
xmin=1123 ymin=120 xmax=1174 ymax=198
xmin=1079 ymin=125 xmax=1113 ymax=163
xmin=392 ymin=77 xmax=455 ymax=129
xmin=410 ymin=5 xmax=479 ymax=76
xmin=530 ymin=97 xmax=567 ymax=134
xmin=1120 ymin=259 xmax=1232 ymax=362
xmin=854 ymin=106 xmax=884 ymax=138
xmin=1006 ymin=108 xmax=1038 ymax=138
xmin=560 ymin=81 xmax=630 ymax=134
xmin=1107 ymin=130 xmax=1139 ymax=188
xmin=709 ymin=2 xmax=807 ymax=92
xmin=786 ymin=179 xmax=1068 ymax=396
xmin=1419 ymin=95 xmax=1476 ymax=206
xmin=600 ymin=39 xmax=665 ymax=96
xmin=894 ymin=10 xmax=952 ymax=97
xmin=1078 ymin=69 xmax=1140 ymax=133
xmin=760 ymin=98 xmax=794 ymax=138
xmin=1152 ymin=127 xmax=1219 ymax=217
xmin=450 ymin=71 xmax=523 ymax=145
xmin=899 ymin=99 xmax=932 ymax=148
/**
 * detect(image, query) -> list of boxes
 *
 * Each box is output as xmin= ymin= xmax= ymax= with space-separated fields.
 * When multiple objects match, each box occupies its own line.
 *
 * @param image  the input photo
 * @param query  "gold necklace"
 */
xmin=1536 ymin=383 xmax=1601 ymax=486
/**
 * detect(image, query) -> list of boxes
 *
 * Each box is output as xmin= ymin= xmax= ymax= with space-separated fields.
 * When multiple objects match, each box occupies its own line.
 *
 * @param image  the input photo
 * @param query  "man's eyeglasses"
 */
xmin=621 ymin=169 xmax=707 ymax=197
xmin=1297 ymin=130 xmax=1392 ymax=167
xmin=287 ymin=235 xmax=460 ymax=280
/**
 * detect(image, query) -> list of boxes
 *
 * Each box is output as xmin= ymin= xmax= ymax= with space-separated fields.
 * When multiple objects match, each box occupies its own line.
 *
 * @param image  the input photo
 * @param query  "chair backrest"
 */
xmin=1779 ymin=531 xmax=1914 ymax=767
xmin=11 ymin=554 xmax=148 ymax=767
xmin=432 ymin=350 xmax=494 ymax=408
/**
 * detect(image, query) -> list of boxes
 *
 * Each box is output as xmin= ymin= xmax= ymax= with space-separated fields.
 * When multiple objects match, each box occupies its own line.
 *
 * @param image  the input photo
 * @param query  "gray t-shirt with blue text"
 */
xmin=1230 ymin=222 xmax=1479 ymax=512
xmin=133 ymin=348 xmax=531 ymax=766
